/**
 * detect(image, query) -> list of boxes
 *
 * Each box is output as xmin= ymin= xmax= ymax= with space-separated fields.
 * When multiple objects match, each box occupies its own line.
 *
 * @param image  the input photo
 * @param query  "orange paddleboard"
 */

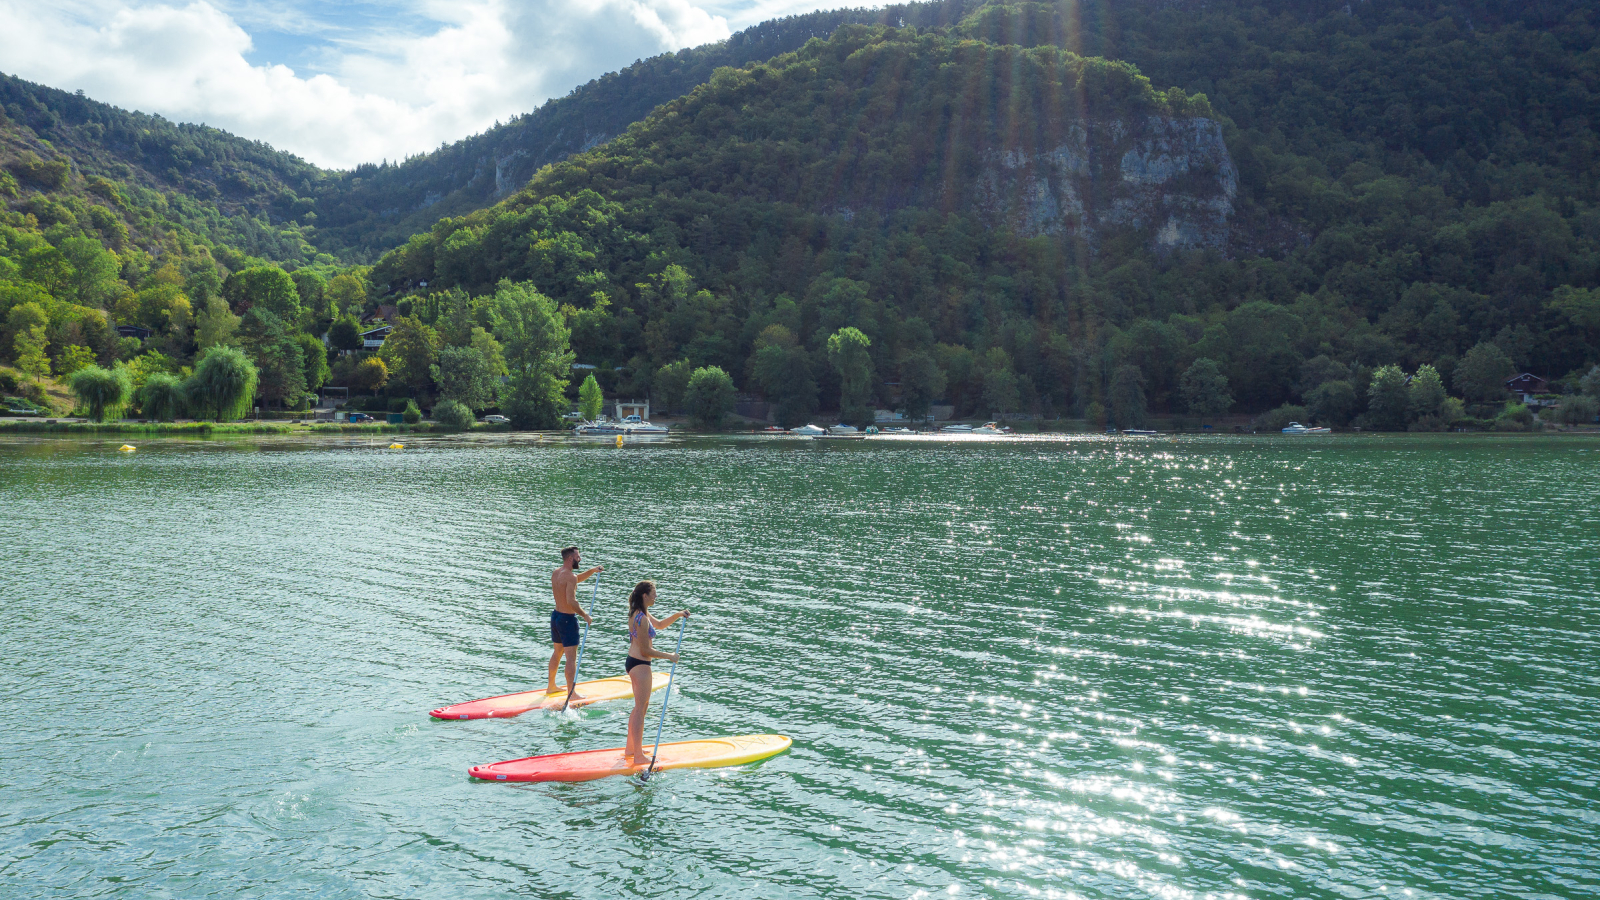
xmin=429 ymin=672 xmax=668 ymax=719
xmin=468 ymin=734 xmax=792 ymax=782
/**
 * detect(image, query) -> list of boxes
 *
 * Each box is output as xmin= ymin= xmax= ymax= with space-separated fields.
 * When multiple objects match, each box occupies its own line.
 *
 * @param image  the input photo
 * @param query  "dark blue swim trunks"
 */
xmin=550 ymin=610 xmax=580 ymax=646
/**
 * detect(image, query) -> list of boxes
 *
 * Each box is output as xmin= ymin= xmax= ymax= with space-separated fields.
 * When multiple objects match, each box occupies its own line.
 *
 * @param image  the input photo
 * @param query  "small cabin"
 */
xmin=1505 ymin=373 xmax=1549 ymax=403
xmin=114 ymin=324 xmax=153 ymax=340
xmin=361 ymin=304 xmax=399 ymax=326
xmin=361 ymin=324 xmax=392 ymax=349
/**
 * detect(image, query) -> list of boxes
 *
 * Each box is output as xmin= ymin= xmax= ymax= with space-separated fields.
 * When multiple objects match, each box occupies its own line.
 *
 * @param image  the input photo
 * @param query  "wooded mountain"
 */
xmin=3 ymin=0 xmax=1599 ymax=429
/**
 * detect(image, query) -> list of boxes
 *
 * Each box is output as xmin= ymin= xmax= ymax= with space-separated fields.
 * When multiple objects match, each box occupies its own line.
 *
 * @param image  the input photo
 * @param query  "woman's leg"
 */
xmin=625 ymin=665 xmax=652 ymax=759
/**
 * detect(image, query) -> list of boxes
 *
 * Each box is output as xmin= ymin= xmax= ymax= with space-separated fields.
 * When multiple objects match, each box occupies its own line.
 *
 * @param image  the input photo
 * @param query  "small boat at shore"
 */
xmin=972 ymin=422 xmax=1012 ymax=435
xmin=1282 ymin=422 xmax=1331 ymax=434
xmin=827 ymin=424 xmax=859 ymax=434
xmin=575 ymin=419 xmax=627 ymax=435
xmin=1122 ymin=428 xmax=1159 ymax=436
xmin=791 ymin=424 xmax=826 ymax=435
xmin=940 ymin=423 xmax=973 ymax=433
xmin=621 ymin=415 xmax=669 ymax=434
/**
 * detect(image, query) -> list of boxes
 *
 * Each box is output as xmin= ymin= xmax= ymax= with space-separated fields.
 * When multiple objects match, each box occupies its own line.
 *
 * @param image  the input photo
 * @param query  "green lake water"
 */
xmin=1 ymin=432 xmax=1596 ymax=899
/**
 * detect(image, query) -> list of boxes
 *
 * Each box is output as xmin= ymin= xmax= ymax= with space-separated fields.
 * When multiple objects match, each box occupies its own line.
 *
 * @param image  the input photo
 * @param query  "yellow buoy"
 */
xmin=118 ymin=444 xmax=136 ymax=452
xmin=389 ymin=442 xmax=404 ymax=450
xmin=615 ymin=434 xmax=624 ymax=447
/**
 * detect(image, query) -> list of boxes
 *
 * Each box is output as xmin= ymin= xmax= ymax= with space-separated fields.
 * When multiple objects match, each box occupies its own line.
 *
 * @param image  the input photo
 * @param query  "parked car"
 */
xmin=483 ymin=414 xmax=510 ymax=424
xmin=348 ymin=412 xmax=375 ymax=424
xmin=562 ymin=411 xmax=584 ymax=420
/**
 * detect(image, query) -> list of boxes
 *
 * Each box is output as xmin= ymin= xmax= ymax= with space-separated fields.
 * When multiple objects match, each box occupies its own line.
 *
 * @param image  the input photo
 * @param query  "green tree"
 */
xmin=379 ymin=315 xmax=439 ymax=394
xmin=1580 ymin=365 xmax=1600 ymax=398
xmin=402 ymin=399 xmax=422 ymax=424
xmin=350 ymin=356 xmax=389 ymax=396
xmin=292 ymin=271 xmax=328 ymax=320
xmin=137 ymin=373 xmax=185 ymax=421
xmin=1408 ymin=364 xmax=1448 ymax=423
xmin=492 ymin=281 xmax=572 ymax=429
xmin=578 ymin=372 xmax=605 ymax=421
xmin=431 ymin=345 xmax=498 ymax=410
xmin=1556 ymin=395 xmax=1598 ymax=425
xmin=298 ymin=332 xmax=330 ymax=391
xmin=685 ymin=365 xmax=736 ymax=429
xmin=329 ymin=315 xmax=362 ymax=353
xmin=470 ymin=326 xmax=508 ymax=379
xmin=5 ymin=301 xmax=49 ymax=356
xmin=58 ymin=236 xmax=121 ymax=307
xmin=253 ymin=337 xmax=308 ymax=409
xmin=897 ymin=351 xmax=945 ymax=424
xmin=433 ymin=398 xmax=475 ymax=430
xmin=185 ymin=346 xmax=258 ymax=421
xmin=1453 ymin=342 xmax=1515 ymax=403
xmin=15 ymin=325 xmax=50 ymax=384
xmin=68 ymin=364 xmax=132 ymax=421
xmin=980 ymin=348 xmax=1020 ymax=417
xmin=1307 ymin=380 xmax=1358 ymax=426
xmin=1178 ymin=357 xmax=1232 ymax=423
xmin=1109 ymin=364 xmax=1148 ymax=429
xmin=826 ymin=326 xmax=875 ymax=426
xmin=750 ymin=326 xmax=819 ymax=427
xmin=194 ymin=295 xmax=241 ymax=350
xmin=1549 ymin=286 xmax=1600 ymax=332
xmin=223 ymin=266 xmax=302 ymax=321
xmin=1366 ymin=365 xmax=1410 ymax=430
xmin=653 ymin=359 xmax=693 ymax=414
xmin=325 ymin=273 xmax=368 ymax=317
xmin=55 ymin=344 xmax=95 ymax=377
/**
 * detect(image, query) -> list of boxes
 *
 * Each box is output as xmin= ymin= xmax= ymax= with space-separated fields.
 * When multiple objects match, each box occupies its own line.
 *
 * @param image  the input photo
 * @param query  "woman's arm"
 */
xmin=649 ymin=609 xmax=690 ymax=629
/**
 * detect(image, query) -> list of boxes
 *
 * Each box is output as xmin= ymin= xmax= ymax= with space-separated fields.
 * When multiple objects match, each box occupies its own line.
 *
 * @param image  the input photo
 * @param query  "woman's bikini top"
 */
xmin=630 ymin=611 xmax=657 ymax=641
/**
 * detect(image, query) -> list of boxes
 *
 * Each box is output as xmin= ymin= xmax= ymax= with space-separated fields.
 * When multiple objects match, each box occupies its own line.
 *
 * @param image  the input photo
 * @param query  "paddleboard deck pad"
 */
xmin=430 ymin=672 xmax=668 ymax=719
xmin=469 ymin=734 xmax=792 ymax=782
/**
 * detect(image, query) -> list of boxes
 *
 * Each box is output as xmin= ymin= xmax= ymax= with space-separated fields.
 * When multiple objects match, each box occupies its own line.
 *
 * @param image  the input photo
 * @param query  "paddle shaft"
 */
xmin=642 ymin=619 xmax=687 ymax=781
xmin=561 ymin=572 xmax=601 ymax=712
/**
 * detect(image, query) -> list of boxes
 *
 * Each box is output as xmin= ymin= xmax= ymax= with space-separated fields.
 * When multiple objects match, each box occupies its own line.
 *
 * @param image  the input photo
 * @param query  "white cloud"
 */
xmin=0 ymin=0 xmax=734 ymax=169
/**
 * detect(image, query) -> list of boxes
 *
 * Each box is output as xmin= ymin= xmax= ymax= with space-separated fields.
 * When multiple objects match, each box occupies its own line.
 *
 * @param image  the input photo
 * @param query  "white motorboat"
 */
xmin=1281 ymin=422 xmax=1331 ymax=434
xmin=791 ymin=424 xmax=826 ymax=436
xmin=827 ymin=424 xmax=859 ymax=434
xmin=574 ymin=418 xmax=627 ymax=435
xmin=972 ymin=422 xmax=1012 ymax=435
xmin=1122 ymin=428 xmax=1159 ymax=436
xmin=940 ymin=423 xmax=974 ymax=433
xmin=881 ymin=426 xmax=916 ymax=434
xmin=621 ymin=414 xmax=669 ymax=434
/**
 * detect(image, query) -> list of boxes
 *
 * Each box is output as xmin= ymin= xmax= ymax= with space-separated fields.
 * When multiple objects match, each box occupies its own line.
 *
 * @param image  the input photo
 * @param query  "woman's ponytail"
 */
xmin=628 ymin=580 xmax=655 ymax=616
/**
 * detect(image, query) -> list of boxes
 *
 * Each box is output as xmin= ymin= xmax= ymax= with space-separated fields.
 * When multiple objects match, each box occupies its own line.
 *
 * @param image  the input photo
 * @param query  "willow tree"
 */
xmin=185 ymin=346 xmax=258 ymax=421
xmin=68 ymin=365 xmax=132 ymax=422
xmin=138 ymin=373 xmax=186 ymax=422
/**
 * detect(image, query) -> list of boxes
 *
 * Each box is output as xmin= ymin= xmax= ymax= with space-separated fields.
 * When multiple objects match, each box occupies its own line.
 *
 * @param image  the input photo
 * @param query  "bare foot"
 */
xmin=545 ymin=684 xmax=559 ymax=695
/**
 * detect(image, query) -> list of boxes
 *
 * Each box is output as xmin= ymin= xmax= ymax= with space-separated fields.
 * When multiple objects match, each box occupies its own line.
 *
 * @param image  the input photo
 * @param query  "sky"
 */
xmin=0 ymin=0 xmax=860 ymax=170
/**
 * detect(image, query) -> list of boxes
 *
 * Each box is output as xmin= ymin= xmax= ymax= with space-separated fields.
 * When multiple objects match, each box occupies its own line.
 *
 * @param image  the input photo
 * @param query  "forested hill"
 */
xmin=0 ymin=74 xmax=327 ymax=265
xmin=370 ymin=0 xmax=1600 ymax=427
xmin=306 ymin=3 xmax=978 ymax=257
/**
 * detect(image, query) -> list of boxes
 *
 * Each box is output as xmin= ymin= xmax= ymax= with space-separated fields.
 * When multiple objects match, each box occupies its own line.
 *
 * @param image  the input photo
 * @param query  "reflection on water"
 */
xmin=1 ymin=433 xmax=1596 ymax=899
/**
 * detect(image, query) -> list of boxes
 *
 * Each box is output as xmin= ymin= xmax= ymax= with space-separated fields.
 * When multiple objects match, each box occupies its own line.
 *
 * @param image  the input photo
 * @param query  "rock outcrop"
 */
xmin=971 ymin=115 xmax=1237 ymax=250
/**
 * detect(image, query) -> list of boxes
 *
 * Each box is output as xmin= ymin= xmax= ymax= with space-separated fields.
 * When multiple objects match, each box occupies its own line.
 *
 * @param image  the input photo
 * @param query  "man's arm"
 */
xmin=575 ymin=565 xmax=604 ymax=583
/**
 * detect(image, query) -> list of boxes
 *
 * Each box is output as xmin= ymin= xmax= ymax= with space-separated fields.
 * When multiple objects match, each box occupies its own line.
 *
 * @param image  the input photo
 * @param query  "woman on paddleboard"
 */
xmin=624 ymin=580 xmax=689 ymax=762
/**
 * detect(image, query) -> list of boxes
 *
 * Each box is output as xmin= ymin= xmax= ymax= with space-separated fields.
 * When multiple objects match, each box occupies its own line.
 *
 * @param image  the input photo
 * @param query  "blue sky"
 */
xmin=0 ymin=0 xmax=859 ymax=169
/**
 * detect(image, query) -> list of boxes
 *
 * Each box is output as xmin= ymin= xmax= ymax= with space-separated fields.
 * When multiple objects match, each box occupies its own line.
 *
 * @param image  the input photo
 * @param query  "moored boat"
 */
xmin=940 ymin=423 xmax=974 ymax=433
xmin=791 ymin=424 xmax=826 ymax=435
xmin=1281 ymin=422 xmax=1331 ymax=434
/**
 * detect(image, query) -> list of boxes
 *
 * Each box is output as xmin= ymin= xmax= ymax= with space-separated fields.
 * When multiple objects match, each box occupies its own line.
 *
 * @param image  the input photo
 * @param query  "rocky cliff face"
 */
xmin=971 ymin=115 xmax=1236 ymax=250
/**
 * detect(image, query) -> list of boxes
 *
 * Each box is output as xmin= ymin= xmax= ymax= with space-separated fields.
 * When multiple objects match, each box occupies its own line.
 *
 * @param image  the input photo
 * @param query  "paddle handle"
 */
xmin=642 ymin=619 xmax=687 ymax=781
xmin=561 ymin=572 xmax=600 ymax=712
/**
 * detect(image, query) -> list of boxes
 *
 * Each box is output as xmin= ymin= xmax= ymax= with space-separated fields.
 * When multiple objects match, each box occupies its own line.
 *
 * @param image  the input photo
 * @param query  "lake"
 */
xmin=1 ymin=432 xmax=1595 ymax=899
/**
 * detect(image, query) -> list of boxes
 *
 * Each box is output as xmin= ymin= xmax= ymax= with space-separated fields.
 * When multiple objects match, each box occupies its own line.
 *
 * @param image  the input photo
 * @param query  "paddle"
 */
xmin=639 ymin=619 xmax=687 ymax=782
xmin=560 ymin=572 xmax=601 ymax=713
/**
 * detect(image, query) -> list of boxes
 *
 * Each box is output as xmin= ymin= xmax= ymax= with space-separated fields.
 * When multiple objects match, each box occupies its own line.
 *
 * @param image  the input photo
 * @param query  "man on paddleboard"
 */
xmin=549 ymin=546 xmax=602 ymax=700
